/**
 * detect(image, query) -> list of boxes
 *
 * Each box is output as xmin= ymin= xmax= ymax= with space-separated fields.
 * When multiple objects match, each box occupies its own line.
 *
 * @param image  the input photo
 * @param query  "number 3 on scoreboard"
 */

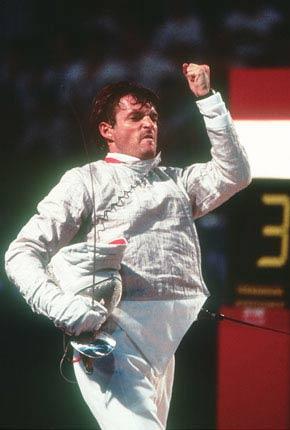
xmin=257 ymin=194 xmax=290 ymax=268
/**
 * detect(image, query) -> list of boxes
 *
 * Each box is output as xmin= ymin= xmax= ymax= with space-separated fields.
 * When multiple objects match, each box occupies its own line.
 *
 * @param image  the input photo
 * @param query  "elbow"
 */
xmin=242 ymin=160 xmax=252 ymax=187
xmin=236 ymin=166 xmax=252 ymax=190
xmin=4 ymin=247 xmax=11 ymax=270
xmin=239 ymin=153 xmax=252 ymax=189
xmin=221 ymin=162 xmax=252 ymax=192
xmin=4 ymin=243 xmax=23 ymax=283
xmin=4 ymin=247 xmax=14 ymax=281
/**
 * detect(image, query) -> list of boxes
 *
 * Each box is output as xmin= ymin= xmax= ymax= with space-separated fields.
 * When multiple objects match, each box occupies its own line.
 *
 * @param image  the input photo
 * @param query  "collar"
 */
xmin=104 ymin=152 xmax=162 ymax=174
xmin=105 ymin=153 xmax=140 ymax=163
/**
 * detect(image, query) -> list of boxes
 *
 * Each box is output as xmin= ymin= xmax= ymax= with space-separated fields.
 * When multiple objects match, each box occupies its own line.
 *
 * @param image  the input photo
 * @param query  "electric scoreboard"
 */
xmin=226 ymin=68 xmax=290 ymax=308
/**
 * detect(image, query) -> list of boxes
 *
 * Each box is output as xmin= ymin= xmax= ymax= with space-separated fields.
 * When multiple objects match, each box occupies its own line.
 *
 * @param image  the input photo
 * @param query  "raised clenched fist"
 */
xmin=182 ymin=63 xmax=211 ymax=97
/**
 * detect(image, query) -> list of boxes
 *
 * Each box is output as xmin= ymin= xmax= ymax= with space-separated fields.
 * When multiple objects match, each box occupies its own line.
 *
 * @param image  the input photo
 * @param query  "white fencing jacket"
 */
xmin=5 ymin=92 xmax=251 ymax=374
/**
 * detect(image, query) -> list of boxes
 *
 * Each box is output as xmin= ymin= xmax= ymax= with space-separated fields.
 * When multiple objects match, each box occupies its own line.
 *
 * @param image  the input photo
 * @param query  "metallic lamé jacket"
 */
xmin=5 ymin=92 xmax=251 ymax=372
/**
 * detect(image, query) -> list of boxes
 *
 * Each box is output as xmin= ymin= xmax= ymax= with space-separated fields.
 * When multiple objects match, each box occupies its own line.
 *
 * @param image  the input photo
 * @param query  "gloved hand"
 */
xmin=27 ymin=280 xmax=108 ymax=336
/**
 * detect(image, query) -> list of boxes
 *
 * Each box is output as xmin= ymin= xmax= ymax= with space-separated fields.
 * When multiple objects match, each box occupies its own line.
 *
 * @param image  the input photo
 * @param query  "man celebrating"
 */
xmin=5 ymin=63 xmax=251 ymax=429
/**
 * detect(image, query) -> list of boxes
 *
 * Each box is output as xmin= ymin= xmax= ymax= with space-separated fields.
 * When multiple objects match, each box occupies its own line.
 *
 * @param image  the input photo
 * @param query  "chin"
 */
xmin=139 ymin=143 xmax=157 ymax=160
xmin=140 ymin=150 xmax=157 ymax=160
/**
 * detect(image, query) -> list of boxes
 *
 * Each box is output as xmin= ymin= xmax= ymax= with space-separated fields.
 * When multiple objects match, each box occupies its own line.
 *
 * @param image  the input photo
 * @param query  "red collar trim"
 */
xmin=104 ymin=157 xmax=124 ymax=164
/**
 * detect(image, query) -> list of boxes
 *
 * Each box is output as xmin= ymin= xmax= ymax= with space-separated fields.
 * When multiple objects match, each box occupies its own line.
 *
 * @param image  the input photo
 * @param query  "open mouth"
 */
xmin=142 ymin=134 xmax=154 ymax=140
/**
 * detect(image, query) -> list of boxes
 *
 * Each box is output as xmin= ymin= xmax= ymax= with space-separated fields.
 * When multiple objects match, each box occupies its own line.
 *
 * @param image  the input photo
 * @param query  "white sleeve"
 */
xmin=181 ymin=92 xmax=252 ymax=219
xmin=4 ymin=168 xmax=108 ymax=336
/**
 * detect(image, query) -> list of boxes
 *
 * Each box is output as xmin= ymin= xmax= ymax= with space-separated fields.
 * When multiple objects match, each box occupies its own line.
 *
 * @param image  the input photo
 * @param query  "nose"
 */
xmin=142 ymin=115 xmax=155 ymax=128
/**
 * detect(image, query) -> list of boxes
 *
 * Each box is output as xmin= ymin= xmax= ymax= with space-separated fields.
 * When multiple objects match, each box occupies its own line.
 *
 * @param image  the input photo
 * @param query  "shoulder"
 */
xmin=60 ymin=160 xmax=108 ymax=184
xmin=42 ymin=162 xmax=104 ymax=203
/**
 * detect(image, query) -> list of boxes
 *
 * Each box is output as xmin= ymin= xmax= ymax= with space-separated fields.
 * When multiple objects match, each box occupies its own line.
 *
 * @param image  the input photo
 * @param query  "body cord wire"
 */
xmin=200 ymin=308 xmax=290 ymax=336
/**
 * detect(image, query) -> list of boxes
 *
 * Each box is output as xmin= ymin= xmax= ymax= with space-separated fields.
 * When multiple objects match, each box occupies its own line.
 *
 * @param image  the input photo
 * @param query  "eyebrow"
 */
xmin=127 ymin=109 xmax=159 ymax=121
xmin=129 ymin=105 xmax=158 ymax=114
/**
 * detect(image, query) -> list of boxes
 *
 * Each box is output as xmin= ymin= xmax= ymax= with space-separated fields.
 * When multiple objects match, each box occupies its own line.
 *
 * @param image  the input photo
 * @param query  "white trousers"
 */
xmin=73 ymin=322 xmax=175 ymax=430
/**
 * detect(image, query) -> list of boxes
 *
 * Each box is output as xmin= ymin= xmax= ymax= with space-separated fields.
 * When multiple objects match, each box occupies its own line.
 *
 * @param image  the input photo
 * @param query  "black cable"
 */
xmin=199 ymin=307 xmax=290 ymax=336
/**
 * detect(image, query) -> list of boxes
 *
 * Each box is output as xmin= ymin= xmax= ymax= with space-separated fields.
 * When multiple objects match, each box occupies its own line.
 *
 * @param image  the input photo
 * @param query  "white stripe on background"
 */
xmin=234 ymin=120 xmax=290 ymax=179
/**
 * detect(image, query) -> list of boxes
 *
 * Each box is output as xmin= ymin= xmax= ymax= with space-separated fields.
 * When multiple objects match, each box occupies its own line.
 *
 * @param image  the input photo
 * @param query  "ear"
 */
xmin=99 ymin=122 xmax=114 ymax=142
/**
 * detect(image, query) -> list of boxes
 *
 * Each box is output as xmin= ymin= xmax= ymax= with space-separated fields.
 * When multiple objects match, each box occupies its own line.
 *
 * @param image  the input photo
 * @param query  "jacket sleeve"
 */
xmin=4 ymin=168 xmax=108 ymax=336
xmin=181 ymin=92 xmax=252 ymax=219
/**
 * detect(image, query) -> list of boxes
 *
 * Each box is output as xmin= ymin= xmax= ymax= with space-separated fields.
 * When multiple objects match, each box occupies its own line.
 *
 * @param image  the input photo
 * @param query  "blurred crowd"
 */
xmin=1 ymin=0 xmax=289 ymax=161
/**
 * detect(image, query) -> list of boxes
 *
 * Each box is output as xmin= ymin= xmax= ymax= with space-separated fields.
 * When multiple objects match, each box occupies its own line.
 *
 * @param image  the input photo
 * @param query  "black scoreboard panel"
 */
xmin=226 ymin=179 xmax=290 ymax=308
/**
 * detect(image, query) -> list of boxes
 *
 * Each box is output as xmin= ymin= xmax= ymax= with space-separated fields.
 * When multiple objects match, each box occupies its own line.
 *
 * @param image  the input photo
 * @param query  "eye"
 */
xmin=129 ymin=113 xmax=143 ymax=121
xmin=150 ymin=112 xmax=159 ymax=123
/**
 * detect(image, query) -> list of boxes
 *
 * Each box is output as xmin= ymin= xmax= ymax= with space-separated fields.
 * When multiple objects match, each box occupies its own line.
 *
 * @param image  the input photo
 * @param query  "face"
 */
xmin=101 ymin=94 xmax=158 ymax=160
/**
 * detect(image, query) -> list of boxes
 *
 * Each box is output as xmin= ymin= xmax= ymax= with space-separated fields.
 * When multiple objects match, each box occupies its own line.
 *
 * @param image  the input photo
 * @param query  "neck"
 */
xmin=106 ymin=152 xmax=141 ymax=161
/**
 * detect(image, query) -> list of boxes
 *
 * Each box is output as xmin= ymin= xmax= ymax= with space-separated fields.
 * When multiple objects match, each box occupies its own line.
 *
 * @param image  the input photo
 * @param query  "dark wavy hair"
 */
xmin=88 ymin=81 xmax=160 ymax=145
